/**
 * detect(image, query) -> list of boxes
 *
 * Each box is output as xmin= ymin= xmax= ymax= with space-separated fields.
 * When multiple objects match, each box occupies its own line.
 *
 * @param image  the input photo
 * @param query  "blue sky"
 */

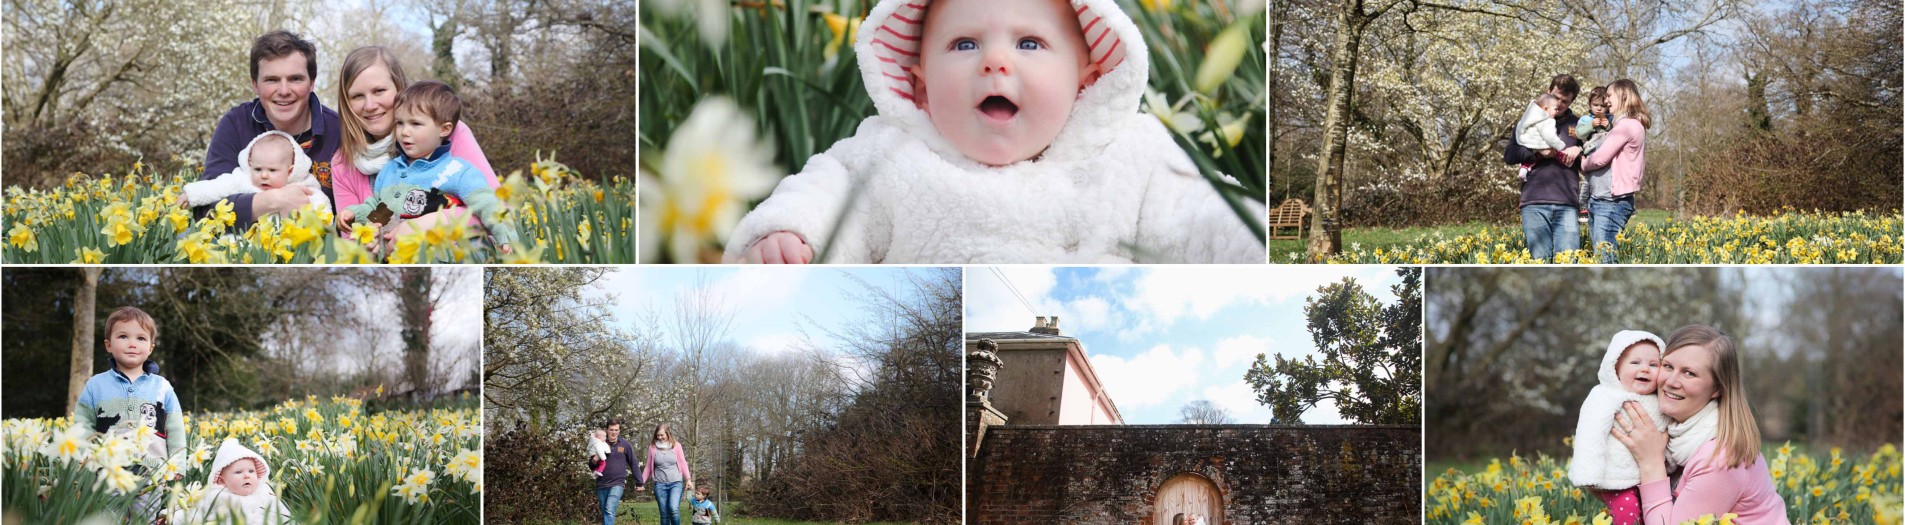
xmin=966 ymin=266 xmax=1403 ymax=424
xmin=590 ymin=267 xmax=939 ymax=356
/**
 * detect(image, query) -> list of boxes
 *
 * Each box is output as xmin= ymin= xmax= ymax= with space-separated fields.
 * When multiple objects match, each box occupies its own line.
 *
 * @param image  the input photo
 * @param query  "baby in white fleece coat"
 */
xmin=1568 ymin=330 xmax=1671 ymax=525
xmin=177 ymin=131 xmax=331 ymax=216
xmin=179 ymin=438 xmax=295 ymax=524
xmin=724 ymin=0 xmax=1265 ymax=264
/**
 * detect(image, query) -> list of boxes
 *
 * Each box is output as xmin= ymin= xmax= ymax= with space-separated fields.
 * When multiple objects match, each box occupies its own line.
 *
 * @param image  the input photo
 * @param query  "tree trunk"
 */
xmin=1307 ymin=0 xmax=1372 ymax=258
xmin=400 ymin=268 xmax=434 ymax=392
xmin=432 ymin=15 xmax=461 ymax=89
xmin=67 ymin=267 xmax=102 ymax=416
xmin=1268 ymin=0 xmax=1283 ymax=192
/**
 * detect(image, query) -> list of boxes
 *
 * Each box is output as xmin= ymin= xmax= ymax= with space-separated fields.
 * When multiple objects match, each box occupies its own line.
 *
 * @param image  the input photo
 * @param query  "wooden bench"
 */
xmin=1268 ymin=199 xmax=1310 ymax=240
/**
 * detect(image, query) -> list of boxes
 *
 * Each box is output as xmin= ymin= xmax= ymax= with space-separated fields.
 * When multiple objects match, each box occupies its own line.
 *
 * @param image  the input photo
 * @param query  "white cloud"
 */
xmin=706 ymin=267 xmax=809 ymax=321
xmin=746 ymin=332 xmax=805 ymax=355
xmin=1211 ymin=334 xmax=1273 ymax=368
xmin=1090 ymin=344 xmax=1205 ymax=410
xmin=1057 ymin=295 xmax=1114 ymax=334
xmin=1201 ymin=382 xmax=1272 ymax=424
xmin=1091 ymin=266 xmax=1137 ymax=283
xmin=966 ymin=266 xmax=1061 ymax=333
xmin=1304 ymin=398 xmax=1350 ymax=424
xmin=1126 ymin=266 xmax=1399 ymax=326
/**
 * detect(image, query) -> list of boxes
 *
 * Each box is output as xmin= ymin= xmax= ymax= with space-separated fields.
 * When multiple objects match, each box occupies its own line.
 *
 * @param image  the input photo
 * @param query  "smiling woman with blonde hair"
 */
xmin=1611 ymin=325 xmax=1789 ymax=524
xmin=327 ymin=46 xmax=500 ymax=231
xmin=1579 ymin=78 xmax=1652 ymax=263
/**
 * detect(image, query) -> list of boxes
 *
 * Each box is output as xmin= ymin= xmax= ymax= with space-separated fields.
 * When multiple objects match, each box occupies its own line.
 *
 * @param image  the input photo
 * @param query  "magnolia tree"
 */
xmin=483 ymin=267 xmax=674 ymax=435
xmin=1354 ymin=9 xmax=1589 ymax=186
xmin=3 ymin=0 xmax=254 ymax=165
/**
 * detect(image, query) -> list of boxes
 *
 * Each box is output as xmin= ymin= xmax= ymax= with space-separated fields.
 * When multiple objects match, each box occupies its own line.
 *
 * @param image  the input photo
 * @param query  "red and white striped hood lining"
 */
xmin=856 ymin=0 xmax=1145 ymax=130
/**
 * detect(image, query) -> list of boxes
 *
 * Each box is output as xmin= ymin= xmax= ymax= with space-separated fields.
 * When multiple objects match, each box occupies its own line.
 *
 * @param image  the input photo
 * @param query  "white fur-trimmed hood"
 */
xmin=1598 ymin=329 xmax=1666 ymax=388
xmin=236 ymin=130 xmax=315 ymax=189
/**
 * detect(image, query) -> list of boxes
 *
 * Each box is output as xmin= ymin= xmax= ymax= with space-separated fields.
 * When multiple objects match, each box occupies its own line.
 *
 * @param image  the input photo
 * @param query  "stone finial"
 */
xmin=969 ymin=339 xmax=1004 ymax=402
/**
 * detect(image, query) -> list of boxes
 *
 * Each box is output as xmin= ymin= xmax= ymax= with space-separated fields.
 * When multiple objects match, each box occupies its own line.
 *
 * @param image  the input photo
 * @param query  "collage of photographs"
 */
xmin=0 ymin=0 xmax=1897 ymax=524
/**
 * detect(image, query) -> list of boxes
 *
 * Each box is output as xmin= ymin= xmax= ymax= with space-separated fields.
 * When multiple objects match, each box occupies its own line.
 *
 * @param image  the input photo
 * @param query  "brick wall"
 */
xmin=968 ymin=424 xmax=1420 ymax=524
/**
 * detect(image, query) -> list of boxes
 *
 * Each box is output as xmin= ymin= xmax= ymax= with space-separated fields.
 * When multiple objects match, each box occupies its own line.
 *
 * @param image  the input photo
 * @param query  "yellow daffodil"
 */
xmin=8 ymin=223 xmax=37 ymax=252
xmin=71 ymin=247 xmax=105 ymax=264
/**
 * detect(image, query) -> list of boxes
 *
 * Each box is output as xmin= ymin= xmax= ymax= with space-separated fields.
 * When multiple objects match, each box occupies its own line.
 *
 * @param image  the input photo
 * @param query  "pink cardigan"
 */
xmin=643 ymin=443 xmax=692 ymax=485
xmin=329 ymin=121 xmax=499 ymax=212
xmin=1580 ymin=118 xmax=1647 ymax=197
xmin=1640 ymin=440 xmax=1790 ymax=525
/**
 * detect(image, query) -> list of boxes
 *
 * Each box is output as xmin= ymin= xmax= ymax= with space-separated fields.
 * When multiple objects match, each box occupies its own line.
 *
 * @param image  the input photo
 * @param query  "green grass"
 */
xmin=1269 ymin=209 xmax=1675 ymax=262
xmin=535 ymin=497 xmax=918 ymax=525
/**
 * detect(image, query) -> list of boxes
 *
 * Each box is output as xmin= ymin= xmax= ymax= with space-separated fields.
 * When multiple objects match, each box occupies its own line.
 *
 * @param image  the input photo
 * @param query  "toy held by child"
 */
xmin=723 ymin=0 xmax=1265 ymax=264
xmin=178 ymin=131 xmax=332 ymax=216
xmin=1568 ymin=330 xmax=1672 ymax=525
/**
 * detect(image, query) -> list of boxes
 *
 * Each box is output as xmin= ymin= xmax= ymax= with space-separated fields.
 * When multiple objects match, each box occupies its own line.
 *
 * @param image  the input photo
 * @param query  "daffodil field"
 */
xmin=2 ymin=395 xmax=481 ymax=524
xmin=638 ymin=0 xmax=1267 ymax=262
xmin=1 ymin=156 xmax=634 ymax=264
xmin=1427 ymin=444 xmax=1905 ymax=525
xmin=1310 ymin=210 xmax=1903 ymax=264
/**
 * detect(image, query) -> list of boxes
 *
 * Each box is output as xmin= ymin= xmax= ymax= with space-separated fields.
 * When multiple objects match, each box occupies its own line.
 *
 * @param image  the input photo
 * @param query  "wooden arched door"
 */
xmin=1151 ymin=473 xmax=1223 ymax=525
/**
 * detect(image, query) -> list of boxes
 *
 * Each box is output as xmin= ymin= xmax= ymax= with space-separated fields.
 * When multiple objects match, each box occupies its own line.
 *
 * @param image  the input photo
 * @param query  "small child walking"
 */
xmin=690 ymin=486 xmax=720 ymax=524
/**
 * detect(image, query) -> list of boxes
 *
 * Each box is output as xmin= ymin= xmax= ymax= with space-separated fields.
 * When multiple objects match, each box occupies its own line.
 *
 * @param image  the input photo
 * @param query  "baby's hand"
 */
xmin=175 ymin=194 xmax=190 ymax=207
xmin=745 ymin=232 xmax=813 ymax=264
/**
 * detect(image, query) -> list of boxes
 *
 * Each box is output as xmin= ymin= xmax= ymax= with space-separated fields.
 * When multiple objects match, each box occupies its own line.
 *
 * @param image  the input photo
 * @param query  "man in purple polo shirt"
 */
xmin=194 ymin=30 xmax=341 ymax=230
xmin=1503 ymin=74 xmax=1583 ymax=261
xmin=594 ymin=419 xmax=643 ymax=525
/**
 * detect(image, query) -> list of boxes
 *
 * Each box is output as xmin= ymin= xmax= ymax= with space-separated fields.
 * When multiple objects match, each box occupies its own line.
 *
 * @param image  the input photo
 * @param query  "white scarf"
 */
xmin=1666 ymin=400 xmax=1720 ymax=469
xmin=353 ymin=134 xmax=395 ymax=175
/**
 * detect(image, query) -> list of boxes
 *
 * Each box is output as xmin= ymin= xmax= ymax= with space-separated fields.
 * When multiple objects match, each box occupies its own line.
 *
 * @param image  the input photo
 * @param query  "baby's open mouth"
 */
xmin=978 ymin=96 xmax=1019 ymax=121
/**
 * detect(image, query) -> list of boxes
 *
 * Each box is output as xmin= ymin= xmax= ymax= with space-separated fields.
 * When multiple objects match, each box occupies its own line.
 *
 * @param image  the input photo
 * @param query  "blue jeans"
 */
xmin=655 ymin=481 xmax=684 ymax=525
xmin=1589 ymin=195 xmax=1636 ymax=263
xmin=597 ymin=485 xmax=625 ymax=525
xmin=1520 ymin=204 xmax=1581 ymax=261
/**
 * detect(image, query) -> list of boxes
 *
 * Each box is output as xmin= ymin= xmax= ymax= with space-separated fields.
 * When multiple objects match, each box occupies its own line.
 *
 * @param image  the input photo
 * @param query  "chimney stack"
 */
xmin=1030 ymin=315 xmax=1060 ymax=335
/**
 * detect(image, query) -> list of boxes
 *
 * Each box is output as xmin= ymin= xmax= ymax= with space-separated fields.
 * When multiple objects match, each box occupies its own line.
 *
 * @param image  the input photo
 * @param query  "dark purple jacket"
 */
xmin=594 ymin=436 xmax=643 ymax=489
xmin=1505 ymin=108 xmax=1582 ymax=209
xmin=195 ymin=93 xmax=341 ymax=228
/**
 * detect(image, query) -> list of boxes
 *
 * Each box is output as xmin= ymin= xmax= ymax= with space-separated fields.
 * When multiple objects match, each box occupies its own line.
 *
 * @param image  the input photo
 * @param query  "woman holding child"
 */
xmin=1579 ymin=79 xmax=1651 ymax=263
xmin=327 ymin=46 xmax=499 ymax=232
xmin=1608 ymin=325 xmax=1788 ymax=524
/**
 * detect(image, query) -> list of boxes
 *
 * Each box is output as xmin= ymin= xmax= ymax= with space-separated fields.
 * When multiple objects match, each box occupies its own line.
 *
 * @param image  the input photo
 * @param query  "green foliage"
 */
xmin=1246 ymin=267 xmax=1421 ymax=425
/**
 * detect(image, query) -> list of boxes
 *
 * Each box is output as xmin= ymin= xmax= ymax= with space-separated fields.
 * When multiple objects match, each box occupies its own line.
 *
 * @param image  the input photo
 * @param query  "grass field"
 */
xmin=535 ymin=497 xmax=917 ymax=525
xmin=1271 ymin=208 xmax=1901 ymax=264
xmin=1269 ymin=209 xmax=1675 ymax=262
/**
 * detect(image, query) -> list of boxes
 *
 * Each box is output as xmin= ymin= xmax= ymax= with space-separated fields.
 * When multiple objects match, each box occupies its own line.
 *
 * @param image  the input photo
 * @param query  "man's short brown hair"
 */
xmin=1548 ymin=74 xmax=1580 ymax=99
xmin=394 ymin=80 xmax=463 ymax=126
xmin=250 ymin=30 xmax=318 ymax=82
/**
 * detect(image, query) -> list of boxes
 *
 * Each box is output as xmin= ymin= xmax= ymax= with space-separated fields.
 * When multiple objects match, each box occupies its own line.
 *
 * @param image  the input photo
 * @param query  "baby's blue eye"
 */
xmin=1017 ymin=38 xmax=1041 ymax=50
xmin=953 ymin=39 xmax=977 ymax=51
